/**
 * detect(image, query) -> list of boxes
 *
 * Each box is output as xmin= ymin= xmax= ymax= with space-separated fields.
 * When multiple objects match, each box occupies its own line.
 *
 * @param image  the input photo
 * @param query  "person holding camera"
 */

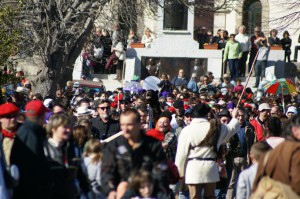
xmin=253 ymin=33 xmax=270 ymax=88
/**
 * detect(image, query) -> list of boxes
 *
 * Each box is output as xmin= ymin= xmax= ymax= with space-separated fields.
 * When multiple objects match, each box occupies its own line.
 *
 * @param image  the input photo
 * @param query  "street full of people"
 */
xmin=0 ymin=64 xmax=300 ymax=199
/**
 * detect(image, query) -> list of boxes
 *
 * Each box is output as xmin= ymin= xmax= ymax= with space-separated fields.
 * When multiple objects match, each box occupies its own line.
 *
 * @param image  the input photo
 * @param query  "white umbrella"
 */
xmin=143 ymin=76 xmax=160 ymax=91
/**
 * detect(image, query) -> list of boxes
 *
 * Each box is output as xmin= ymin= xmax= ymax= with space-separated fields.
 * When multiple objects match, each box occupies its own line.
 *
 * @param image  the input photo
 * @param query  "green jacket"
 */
xmin=223 ymin=40 xmax=242 ymax=61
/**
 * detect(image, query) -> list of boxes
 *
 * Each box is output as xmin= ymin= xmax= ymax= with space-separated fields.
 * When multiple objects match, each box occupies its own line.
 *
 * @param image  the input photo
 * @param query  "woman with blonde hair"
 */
xmin=45 ymin=114 xmax=90 ymax=198
xmin=83 ymin=139 xmax=105 ymax=198
xmin=141 ymin=27 xmax=155 ymax=48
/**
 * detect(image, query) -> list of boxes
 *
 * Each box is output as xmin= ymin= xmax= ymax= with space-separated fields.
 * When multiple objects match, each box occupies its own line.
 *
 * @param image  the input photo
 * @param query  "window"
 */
xmin=163 ymin=1 xmax=188 ymax=30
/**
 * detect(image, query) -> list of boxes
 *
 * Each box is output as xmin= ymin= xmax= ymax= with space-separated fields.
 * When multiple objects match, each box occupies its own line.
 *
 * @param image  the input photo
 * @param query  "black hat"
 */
xmin=191 ymin=103 xmax=211 ymax=118
xmin=218 ymin=109 xmax=231 ymax=118
xmin=173 ymin=100 xmax=184 ymax=108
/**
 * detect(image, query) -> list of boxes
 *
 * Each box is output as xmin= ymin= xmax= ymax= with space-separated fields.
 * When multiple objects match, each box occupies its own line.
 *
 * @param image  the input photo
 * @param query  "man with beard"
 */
xmin=91 ymin=99 xmax=120 ymax=140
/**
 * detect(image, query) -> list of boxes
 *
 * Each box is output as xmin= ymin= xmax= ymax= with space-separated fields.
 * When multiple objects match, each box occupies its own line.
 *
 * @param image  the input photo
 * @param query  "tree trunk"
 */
xmin=31 ymin=59 xmax=73 ymax=97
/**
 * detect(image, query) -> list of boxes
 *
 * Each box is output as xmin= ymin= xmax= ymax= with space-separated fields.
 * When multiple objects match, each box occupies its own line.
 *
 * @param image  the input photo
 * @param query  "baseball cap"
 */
xmin=286 ymin=106 xmax=298 ymax=116
xmin=0 ymin=103 xmax=19 ymax=117
xmin=73 ymin=82 xmax=80 ymax=88
xmin=258 ymin=103 xmax=271 ymax=111
xmin=25 ymin=100 xmax=50 ymax=117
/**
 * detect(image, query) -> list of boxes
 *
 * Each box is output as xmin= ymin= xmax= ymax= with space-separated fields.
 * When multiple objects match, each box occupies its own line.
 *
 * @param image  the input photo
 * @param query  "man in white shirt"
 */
xmin=235 ymin=25 xmax=251 ymax=77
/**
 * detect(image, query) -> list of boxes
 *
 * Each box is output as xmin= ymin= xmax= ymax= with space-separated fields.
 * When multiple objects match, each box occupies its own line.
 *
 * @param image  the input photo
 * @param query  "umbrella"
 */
xmin=143 ymin=76 xmax=160 ymax=91
xmin=263 ymin=78 xmax=296 ymax=95
xmin=123 ymin=81 xmax=143 ymax=93
xmin=263 ymin=78 xmax=296 ymax=113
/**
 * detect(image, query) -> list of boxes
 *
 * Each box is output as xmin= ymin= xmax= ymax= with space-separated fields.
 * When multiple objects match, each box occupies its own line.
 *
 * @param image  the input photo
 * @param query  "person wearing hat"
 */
xmin=175 ymin=104 xmax=240 ymax=199
xmin=250 ymin=103 xmax=271 ymax=142
xmin=10 ymin=100 xmax=51 ymax=199
xmin=0 ymin=103 xmax=21 ymax=165
xmin=218 ymin=109 xmax=232 ymax=124
xmin=170 ymin=100 xmax=185 ymax=129
xmin=286 ymin=106 xmax=298 ymax=119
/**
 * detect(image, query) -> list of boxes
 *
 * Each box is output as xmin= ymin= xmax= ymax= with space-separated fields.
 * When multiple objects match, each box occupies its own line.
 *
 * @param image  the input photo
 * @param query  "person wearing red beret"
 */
xmin=0 ymin=103 xmax=21 ymax=165
xmin=10 ymin=100 xmax=51 ymax=199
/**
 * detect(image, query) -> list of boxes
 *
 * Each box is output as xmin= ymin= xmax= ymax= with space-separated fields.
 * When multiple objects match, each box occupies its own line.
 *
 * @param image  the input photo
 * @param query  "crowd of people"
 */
xmin=197 ymin=26 xmax=300 ymax=86
xmin=0 ymin=60 xmax=300 ymax=199
xmin=80 ymin=24 xmax=155 ymax=80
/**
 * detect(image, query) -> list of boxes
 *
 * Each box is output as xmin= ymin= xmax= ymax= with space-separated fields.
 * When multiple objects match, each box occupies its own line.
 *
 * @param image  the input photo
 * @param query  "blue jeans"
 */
xmin=228 ymin=59 xmax=239 ymax=79
xmin=255 ymin=60 xmax=267 ymax=87
xmin=215 ymin=189 xmax=227 ymax=199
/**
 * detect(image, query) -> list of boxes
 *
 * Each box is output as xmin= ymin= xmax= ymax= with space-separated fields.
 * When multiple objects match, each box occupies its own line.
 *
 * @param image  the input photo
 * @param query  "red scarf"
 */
xmin=1 ymin=129 xmax=17 ymax=140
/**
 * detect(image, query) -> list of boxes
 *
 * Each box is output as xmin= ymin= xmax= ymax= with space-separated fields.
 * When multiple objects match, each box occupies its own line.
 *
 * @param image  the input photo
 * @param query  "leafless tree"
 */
xmin=267 ymin=0 xmax=300 ymax=33
xmin=0 ymin=0 xmax=238 ymax=96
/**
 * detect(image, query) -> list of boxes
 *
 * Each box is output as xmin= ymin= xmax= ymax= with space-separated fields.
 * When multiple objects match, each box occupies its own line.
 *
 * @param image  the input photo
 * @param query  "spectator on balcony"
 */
xmin=197 ymin=26 xmax=210 ymax=49
xmin=281 ymin=30 xmax=292 ymax=62
xmin=249 ymin=27 xmax=261 ymax=73
xmin=141 ymin=28 xmax=155 ymax=48
xmin=293 ymin=33 xmax=300 ymax=62
xmin=223 ymin=34 xmax=242 ymax=80
xmin=253 ymin=34 xmax=270 ymax=88
xmin=212 ymin=29 xmax=221 ymax=44
xmin=216 ymin=29 xmax=228 ymax=50
xmin=235 ymin=25 xmax=251 ymax=77
xmin=127 ymin=29 xmax=138 ymax=47
xmin=267 ymin=29 xmax=281 ymax=46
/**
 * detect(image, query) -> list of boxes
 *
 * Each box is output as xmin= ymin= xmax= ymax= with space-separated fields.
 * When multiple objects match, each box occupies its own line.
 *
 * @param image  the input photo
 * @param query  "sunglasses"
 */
xmin=98 ymin=106 xmax=109 ymax=110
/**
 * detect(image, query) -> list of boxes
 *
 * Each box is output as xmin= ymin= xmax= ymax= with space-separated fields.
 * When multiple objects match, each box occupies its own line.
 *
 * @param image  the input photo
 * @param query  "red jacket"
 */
xmin=250 ymin=118 xmax=265 ymax=142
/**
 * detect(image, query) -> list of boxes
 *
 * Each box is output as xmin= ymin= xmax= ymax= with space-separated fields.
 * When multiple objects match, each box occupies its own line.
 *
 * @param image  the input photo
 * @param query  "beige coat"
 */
xmin=175 ymin=118 xmax=240 ymax=184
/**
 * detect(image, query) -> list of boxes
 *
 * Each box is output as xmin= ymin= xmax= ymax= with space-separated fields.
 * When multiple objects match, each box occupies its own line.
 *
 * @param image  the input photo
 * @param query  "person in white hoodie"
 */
xmin=175 ymin=104 xmax=240 ymax=199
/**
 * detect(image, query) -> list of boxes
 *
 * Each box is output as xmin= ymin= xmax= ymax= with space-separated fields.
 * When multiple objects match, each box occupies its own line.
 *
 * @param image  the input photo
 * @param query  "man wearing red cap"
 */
xmin=0 ymin=103 xmax=21 ymax=165
xmin=10 ymin=100 xmax=51 ymax=199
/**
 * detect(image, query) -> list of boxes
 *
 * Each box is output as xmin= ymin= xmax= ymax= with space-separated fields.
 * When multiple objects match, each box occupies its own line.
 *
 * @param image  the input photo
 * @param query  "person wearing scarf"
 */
xmin=146 ymin=117 xmax=177 ymax=162
xmin=0 ymin=103 xmax=20 ymax=166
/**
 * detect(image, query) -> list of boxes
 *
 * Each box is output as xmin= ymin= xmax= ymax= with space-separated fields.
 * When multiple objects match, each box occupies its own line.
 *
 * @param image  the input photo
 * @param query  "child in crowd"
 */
xmin=121 ymin=170 xmax=168 ymax=199
xmin=83 ymin=139 xmax=105 ymax=199
xmin=233 ymin=79 xmax=244 ymax=93
xmin=236 ymin=142 xmax=271 ymax=199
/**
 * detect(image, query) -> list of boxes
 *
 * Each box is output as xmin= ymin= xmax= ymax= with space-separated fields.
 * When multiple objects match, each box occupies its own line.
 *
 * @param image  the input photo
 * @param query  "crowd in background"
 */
xmin=0 ymin=62 xmax=300 ymax=199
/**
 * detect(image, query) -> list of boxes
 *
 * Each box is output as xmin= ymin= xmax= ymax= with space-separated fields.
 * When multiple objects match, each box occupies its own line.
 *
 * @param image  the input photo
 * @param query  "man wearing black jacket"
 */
xmin=10 ymin=100 xmax=51 ymax=199
xmin=101 ymin=109 xmax=169 ymax=199
xmin=90 ymin=99 xmax=119 ymax=140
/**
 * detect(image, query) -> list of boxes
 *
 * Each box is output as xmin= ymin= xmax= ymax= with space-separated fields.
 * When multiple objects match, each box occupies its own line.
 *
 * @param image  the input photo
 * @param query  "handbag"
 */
xmin=250 ymin=152 xmax=300 ymax=199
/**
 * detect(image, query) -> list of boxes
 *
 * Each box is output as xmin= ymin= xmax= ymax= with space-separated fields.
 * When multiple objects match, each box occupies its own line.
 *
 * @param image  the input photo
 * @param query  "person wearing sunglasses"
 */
xmin=90 ymin=99 xmax=120 ymax=140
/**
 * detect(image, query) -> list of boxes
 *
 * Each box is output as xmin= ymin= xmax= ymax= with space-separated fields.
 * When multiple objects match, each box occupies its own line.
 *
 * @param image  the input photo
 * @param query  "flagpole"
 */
xmin=237 ymin=51 xmax=260 ymax=107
